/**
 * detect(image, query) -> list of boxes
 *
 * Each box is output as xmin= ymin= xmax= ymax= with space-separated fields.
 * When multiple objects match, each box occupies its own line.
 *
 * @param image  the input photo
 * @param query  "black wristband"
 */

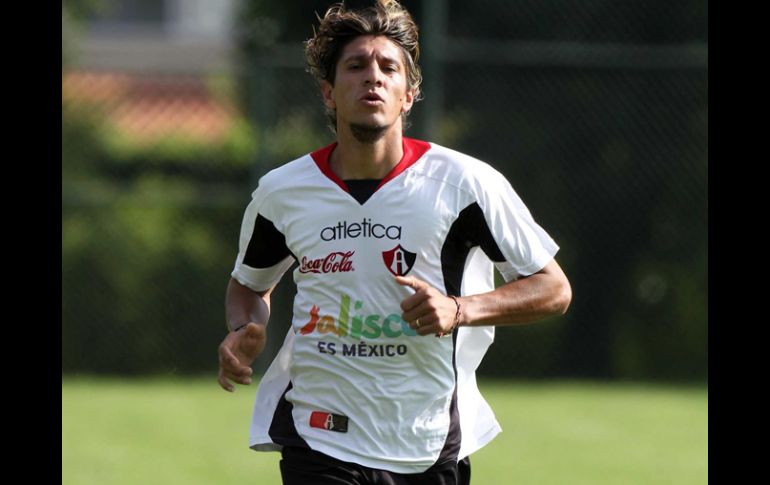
xmin=232 ymin=323 xmax=249 ymax=332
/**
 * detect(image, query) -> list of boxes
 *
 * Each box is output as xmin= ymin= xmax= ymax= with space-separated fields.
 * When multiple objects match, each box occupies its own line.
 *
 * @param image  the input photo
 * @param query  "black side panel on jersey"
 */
xmin=433 ymin=201 xmax=505 ymax=467
xmin=434 ymin=201 xmax=507 ymax=466
xmin=243 ymin=213 xmax=295 ymax=268
xmin=430 ymin=329 xmax=462 ymax=469
xmin=440 ymin=202 xmax=505 ymax=295
xmin=269 ymin=382 xmax=310 ymax=449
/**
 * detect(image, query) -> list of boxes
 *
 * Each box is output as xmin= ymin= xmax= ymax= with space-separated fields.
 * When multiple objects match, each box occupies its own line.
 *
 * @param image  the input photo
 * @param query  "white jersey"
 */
xmin=231 ymin=138 xmax=559 ymax=473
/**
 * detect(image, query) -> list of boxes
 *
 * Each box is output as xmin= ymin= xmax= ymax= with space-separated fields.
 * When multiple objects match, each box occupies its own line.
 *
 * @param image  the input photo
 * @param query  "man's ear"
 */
xmin=321 ymin=80 xmax=336 ymax=110
xmin=401 ymin=87 xmax=415 ymax=113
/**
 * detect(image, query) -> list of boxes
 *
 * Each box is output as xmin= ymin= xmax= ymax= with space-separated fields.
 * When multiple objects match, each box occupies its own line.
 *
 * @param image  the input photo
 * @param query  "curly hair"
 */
xmin=304 ymin=0 xmax=423 ymax=132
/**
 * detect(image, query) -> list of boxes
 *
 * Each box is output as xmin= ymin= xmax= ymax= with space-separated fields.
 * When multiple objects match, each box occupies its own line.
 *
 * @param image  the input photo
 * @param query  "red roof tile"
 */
xmin=63 ymin=71 xmax=237 ymax=145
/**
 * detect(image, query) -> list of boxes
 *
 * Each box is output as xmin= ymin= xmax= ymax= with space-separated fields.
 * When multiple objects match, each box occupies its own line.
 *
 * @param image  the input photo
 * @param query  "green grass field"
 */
xmin=62 ymin=377 xmax=707 ymax=484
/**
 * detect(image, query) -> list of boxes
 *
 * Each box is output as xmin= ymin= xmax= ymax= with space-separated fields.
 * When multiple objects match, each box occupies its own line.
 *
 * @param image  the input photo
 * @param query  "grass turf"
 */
xmin=62 ymin=377 xmax=706 ymax=484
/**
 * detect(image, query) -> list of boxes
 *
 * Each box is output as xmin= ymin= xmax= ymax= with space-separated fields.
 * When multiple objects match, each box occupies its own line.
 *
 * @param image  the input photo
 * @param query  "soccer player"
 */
xmin=218 ymin=1 xmax=572 ymax=483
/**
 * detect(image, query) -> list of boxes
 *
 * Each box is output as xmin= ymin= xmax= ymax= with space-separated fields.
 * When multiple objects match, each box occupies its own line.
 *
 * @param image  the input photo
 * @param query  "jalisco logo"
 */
xmin=299 ymin=251 xmax=355 ymax=274
xmin=299 ymin=294 xmax=417 ymax=339
xmin=320 ymin=218 xmax=402 ymax=241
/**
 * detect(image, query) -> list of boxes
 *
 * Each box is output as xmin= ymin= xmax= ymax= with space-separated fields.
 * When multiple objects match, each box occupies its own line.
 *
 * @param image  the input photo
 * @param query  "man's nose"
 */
xmin=363 ymin=63 xmax=384 ymax=86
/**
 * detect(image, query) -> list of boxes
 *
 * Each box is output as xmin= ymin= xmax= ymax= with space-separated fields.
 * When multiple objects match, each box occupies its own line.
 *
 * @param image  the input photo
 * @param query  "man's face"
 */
xmin=321 ymin=35 xmax=415 ymax=136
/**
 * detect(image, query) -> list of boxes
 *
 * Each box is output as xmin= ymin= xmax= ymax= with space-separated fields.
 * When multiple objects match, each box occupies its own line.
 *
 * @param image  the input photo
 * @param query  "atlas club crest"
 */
xmin=382 ymin=244 xmax=416 ymax=276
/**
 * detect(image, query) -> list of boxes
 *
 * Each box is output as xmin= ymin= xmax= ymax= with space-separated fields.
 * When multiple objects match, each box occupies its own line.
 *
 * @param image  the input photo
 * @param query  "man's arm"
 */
xmin=397 ymin=258 xmax=571 ymax=336
xmin=217 ymin=277 xmax=273 ymax=392
xmin=225 ymin=277 xmax=272 ymax=333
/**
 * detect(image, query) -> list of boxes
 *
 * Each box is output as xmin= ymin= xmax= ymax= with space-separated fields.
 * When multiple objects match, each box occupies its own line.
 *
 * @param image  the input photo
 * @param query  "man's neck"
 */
xmin=330 ymin=124 xmax=404 ymax=180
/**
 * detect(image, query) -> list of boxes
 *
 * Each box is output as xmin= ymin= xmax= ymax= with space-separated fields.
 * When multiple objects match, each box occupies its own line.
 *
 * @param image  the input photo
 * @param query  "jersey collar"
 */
xmin=310 ymin=137 xmax=431 ymax=194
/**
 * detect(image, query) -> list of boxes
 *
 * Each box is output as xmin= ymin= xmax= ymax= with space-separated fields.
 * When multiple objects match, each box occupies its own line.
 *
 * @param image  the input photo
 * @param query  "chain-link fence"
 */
xmin=62 ymin=0 xmax=707 ymax=381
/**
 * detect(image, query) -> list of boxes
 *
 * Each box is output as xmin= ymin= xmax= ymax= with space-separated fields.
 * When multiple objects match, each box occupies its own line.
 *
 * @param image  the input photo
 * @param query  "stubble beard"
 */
xmin=349 ymin=122 xmax=390 ymax=144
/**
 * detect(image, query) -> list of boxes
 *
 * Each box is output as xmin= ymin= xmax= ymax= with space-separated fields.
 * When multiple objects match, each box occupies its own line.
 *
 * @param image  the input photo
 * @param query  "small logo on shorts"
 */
xmin=309 ymin=411 xmax=349 ymax=433
xmin=382 ymin=244 xmax=416 ymax=276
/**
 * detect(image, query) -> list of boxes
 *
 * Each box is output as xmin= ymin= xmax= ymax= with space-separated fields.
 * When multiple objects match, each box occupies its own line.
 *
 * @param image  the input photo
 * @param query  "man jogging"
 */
xmin=218 ymin=1 xmax=572 ymax=483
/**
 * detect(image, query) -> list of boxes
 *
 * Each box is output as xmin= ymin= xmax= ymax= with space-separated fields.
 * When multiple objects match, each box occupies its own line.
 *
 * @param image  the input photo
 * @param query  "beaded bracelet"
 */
xmin=437 ymin=295 xmax=462 ymax=338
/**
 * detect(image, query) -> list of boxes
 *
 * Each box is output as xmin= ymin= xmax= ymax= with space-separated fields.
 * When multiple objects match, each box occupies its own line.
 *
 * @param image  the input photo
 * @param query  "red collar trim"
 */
xmin=310 ymin=137 xmax=431 ymax=194
xmin=310 ymin=142 xmax=346 ymax=192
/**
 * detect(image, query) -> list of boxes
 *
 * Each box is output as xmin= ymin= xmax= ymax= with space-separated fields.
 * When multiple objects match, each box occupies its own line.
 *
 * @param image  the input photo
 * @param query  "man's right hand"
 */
xmin=217 ymin=323 xmax=267 ymax=392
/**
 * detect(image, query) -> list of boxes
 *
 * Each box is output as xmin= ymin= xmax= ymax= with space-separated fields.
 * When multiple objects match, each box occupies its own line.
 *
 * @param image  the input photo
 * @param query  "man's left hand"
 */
xmin=395 ymin=276 xmax=460 ymax=337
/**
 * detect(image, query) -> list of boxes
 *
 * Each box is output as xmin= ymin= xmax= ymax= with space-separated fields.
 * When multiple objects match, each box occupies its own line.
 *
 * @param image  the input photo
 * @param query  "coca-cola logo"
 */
xmin=299 ymin=251 xmax=355 ymax=274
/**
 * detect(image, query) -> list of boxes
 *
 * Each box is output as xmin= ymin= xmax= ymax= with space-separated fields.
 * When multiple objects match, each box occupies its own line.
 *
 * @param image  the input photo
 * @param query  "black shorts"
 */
xmin=279 ymin=446 xmax=471 ymax=485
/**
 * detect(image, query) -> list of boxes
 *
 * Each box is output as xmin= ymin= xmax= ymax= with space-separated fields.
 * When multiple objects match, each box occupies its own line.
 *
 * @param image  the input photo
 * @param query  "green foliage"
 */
xmin=63 ymin=0 xmax=107 ymax=21
xmin=62 ymin=176 xmax=245 ymax=374
xmin=101 ymin=117 xmax=256 ymax=169
xmin=62 ymin=102 xmax=110 ymax=176
xmin=62 ymin=76 xmax=256 ymax=374
xmin=264 ymin=110 xmax=330 ymax=165
xmin=611 ymin=247 xmax=708 ymax=381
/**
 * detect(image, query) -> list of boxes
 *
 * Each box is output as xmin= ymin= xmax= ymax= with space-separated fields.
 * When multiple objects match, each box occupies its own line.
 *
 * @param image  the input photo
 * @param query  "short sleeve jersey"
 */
xmin=231 ymin=138 xmax=559 ymax=474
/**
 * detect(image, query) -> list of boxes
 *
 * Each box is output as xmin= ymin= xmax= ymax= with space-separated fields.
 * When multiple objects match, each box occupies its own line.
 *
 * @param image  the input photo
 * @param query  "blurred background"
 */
xmin=62 ymin=1 xmax=707 ymax=483
xmin=62 ymin=0 xmax=707 ymax=383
